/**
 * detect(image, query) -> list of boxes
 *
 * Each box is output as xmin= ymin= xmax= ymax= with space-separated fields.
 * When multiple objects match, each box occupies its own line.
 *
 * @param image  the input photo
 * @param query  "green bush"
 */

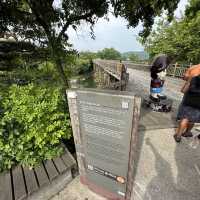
xmin=0 ymin=84 xmax=72 ymax=171
xmin=72 ymin=59 xmax=92 ymax=75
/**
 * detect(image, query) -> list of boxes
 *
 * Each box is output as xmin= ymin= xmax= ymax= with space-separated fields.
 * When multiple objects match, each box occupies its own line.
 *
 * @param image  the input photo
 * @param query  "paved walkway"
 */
xmin=127 ymin=69 xmax=200 ymax=199
xmin=127 ymin=68 xmax=184 ymax=130
xmin=51 ymin=68 xmax=200 ymax=200
xmin=133 ymin=128 xmax=200 ymax=200
xmin=50 ymin=176 xmax=106 ymax=200
xmin=127 ymin=68 xmax=184 ymax=107
xmin=50 ymin=127 xmax=200 ymax=200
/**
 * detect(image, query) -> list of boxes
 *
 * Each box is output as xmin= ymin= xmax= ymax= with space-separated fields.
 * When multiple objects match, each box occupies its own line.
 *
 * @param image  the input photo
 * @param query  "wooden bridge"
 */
xmin=93 ymin=59 xmax=129 ymax=90
xmin=123 ymin=61 xmax=188 ymax=78
xmin=93 ymin=59 xmax=188 ymax=79
xmin=93 ymin=59 xmax=190 ymax=130
xmin=93 ymin=59 xmax=188 ymax=92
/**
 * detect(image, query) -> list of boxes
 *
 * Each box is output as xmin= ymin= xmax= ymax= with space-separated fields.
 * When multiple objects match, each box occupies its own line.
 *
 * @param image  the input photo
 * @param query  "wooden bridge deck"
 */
xmin=126 ymin=68 xmax=185 ymax=130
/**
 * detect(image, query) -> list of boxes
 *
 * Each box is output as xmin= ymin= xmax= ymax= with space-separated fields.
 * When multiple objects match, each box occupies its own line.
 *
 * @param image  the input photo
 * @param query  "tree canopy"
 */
xmin=143 ymin=0 xmax=200 ymax=64
xmin=97 ymin=48 xmax=121 ymax=60
xmin=0 ymin=0 xmax=181 ymax=85
xmin=128 ymin=53 xmax=139 ymax=62
xmin=0 ymin=0 xmax=180 ymax=40
xmin=79 ymin=51 xmax=98 ymax=60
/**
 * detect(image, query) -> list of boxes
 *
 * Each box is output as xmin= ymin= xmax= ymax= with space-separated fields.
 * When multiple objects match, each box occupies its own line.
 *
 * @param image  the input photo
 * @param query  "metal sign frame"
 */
xmin=67 ymin=89 xmax=141 ymax=200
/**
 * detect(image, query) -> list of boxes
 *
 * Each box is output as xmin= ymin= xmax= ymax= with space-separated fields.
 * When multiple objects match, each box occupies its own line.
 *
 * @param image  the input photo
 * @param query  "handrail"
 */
xmin=93 ymin=59 xmax=189 ymax=79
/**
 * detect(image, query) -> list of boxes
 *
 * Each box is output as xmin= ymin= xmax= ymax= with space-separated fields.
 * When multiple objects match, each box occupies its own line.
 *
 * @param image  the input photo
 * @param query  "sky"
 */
xmin=67 ymin=0 xmax=189 ymax=53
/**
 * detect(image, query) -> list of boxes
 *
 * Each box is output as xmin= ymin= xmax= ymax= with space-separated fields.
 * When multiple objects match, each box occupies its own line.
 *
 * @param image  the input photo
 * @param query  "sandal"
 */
xmin=182 ymin=131 xmax=193 ymax=137
xmin=174 ymin=134 xmax=181 ymax=143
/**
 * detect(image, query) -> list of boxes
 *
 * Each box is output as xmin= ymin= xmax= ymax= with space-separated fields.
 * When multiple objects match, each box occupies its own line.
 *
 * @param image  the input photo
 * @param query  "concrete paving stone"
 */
xmin=50 ymin=176 xmax=106 ymax=200
xmin=133 ymin=128 xmax=200 ymax=200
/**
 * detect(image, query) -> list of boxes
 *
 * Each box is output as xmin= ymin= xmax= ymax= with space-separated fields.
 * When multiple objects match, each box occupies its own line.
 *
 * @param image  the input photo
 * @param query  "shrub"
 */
xmin=0 ymin=84 xmax=72 ymax=171
xmin=72 ymin=59 xmax=92 ymax=75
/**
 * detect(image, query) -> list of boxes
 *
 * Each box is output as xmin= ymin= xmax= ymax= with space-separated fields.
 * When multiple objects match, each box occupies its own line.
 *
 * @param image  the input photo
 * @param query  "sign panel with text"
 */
xmin=67 ymin=89 xmax=141 ymax=200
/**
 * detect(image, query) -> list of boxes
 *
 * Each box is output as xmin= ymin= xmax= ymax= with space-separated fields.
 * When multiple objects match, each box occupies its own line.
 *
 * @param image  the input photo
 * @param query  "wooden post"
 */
xmin=67 ymin=91 xmax=86 ymax=178
xmin=173 ymin=63 xmax=178 ymax=77
xmin=126 ymin=96 xmax=141 ymax=200
xmin=103 ymin=72 xmax=110 ymax=87
xmin=100 ymin=68 xmax=104 ymax=87
xmin=93 ymin=63 xmax=98 ymax=82
xmin=107 ymin=74 xmax=111 ymax=87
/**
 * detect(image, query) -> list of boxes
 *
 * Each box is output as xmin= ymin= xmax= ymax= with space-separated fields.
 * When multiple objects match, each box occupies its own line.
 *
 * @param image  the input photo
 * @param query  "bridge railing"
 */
xmin=93 ymin=59 xmax=123 ymax=80
xmin=125 ymin=62 xmax=189 ymax=78
xmin=93 ymin=59 xmax=129 ymax=90
xmin=167 ymin=63 xmax=189 ymax=78
xmin=92 ymin=59 xmax=189 ymax=91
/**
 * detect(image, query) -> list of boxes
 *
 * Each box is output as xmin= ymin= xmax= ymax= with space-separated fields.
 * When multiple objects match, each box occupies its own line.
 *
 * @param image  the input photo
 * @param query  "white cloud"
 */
xmin=67 ymin=0 xmax=188 ymax=53
xmin=175 ymin=0 xmax=189 ymax=17
xmin=68 ymin=15 xmax=143 ymax=52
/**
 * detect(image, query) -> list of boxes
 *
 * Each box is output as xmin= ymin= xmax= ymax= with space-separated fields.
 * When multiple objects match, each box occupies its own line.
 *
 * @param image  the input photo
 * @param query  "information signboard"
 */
xmin=67 ymin=89 xmax=141 ymax=200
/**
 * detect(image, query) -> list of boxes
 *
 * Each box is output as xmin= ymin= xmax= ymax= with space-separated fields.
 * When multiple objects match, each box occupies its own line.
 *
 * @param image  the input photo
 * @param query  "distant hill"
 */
xmin=122 ymin=51 xmax=149 ymax=61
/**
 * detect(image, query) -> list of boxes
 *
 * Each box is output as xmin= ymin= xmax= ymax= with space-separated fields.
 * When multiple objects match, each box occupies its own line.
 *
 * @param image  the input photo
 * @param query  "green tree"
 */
xmin=143 ymin=0 xmax=200 ymax=64
xmin=79 ymin=51 xmax=97 ymax=60
xmin=0 ymin=0 xmax=181 ymax=86
xmin=143 ymin=19 xmax=180 ymax=59
xmin=0 ymin=84 xmax=71 ymax=171
xmin=185 ymin=0 xmax=200 ymax=19
xmin=129 ymin=53 xmax=139 ymax=62
xmin=149 ymin=18 xmax=200 ymax=63
xmin=97 ymin=48 xmax=121 ymax=60
xmin=75 ymin=51 xmax=97 ymax=74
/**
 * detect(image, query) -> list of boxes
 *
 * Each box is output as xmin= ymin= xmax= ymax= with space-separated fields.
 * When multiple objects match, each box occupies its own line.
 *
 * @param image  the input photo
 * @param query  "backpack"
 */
xmin=183 ymin=75 xmax=200 ymax=109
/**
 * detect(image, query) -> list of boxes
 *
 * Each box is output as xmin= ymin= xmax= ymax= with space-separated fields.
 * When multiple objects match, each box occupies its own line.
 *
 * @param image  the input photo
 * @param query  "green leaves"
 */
xmin=128 ymin=53 xmax=139 ymax=62
xmin=0 ymin=0 xmax=182 ymax=86
xmin=144 ymin=8 xmax=200 ymax=64
xmin=97 ymin=48 xmax=121 ymax=60
xmin=0 ymin=83 xmax=72 ymax=172
xmin=111 ymin=0 xmax=180 ymax=39
xmin=185 ymin=0 xmax=200 ymax=19
xmin=145 ymin=0 xmax=200 ymax=64
xmin=1 ymin=0 xmax=181 ymax=46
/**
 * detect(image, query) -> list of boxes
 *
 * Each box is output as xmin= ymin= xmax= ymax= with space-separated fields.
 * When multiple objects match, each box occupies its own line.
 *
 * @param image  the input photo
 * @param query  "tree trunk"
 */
xmin=48 ymin=37 xmax=71 ymax=105
xmin=54 ymin=56 xmax=69 ymax=88
xmin=49 ymin=37 xmax=70 ymax=88
xmin=54 ymin=56 xmax=70 ymax=106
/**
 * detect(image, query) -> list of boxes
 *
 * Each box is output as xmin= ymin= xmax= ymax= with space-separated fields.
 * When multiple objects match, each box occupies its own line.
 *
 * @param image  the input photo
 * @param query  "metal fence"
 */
xmin=167 ymin=64 xmax=189 ymax=78
xmin=93 ymin=60 xmax=190 ymax=79
xmin=126 ymin=62 xmax=189 ymax=78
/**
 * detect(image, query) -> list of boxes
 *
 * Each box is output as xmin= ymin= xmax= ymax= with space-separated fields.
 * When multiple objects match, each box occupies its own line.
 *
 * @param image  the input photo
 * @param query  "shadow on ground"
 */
xmin=133 ymin=129 xmax=200 ymax=200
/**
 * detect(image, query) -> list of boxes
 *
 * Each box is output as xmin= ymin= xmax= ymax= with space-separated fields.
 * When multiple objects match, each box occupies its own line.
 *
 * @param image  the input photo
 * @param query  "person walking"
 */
xmin=174 ymin=64 xmax=200 ymax=143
